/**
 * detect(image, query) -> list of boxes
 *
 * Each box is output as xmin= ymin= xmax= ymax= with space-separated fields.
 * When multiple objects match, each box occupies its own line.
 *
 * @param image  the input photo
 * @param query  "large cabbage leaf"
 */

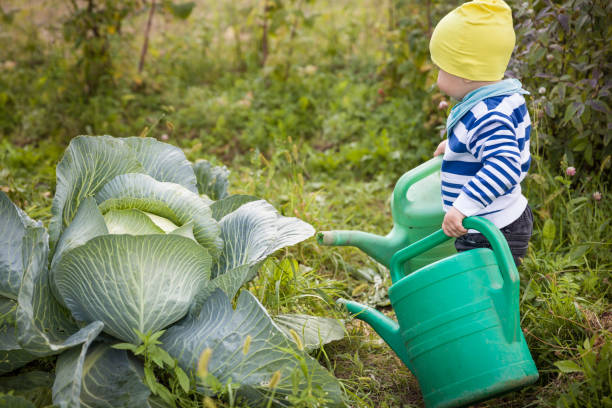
xmin=0 ymin=192 xmax=41 ymax=299
xmin=95 ymin=173 xmax=222 ymax=255
xmin=121 ymin=137 xmax=198 ymax=193
xmin=51 ymin=326 xmax=105 ymax=408
xmin=210 ymin=194 xmax=259 ymax=221
xmin=193 ymin=160 xmax=230 ymax=200
xmin=103 ymin=209 xmax=166 ymax=235
xmin=0 ymin=302 xmax=38 ymax=374
xmin=50 ymin=197 xmax=108 ymax=274
xmin=189 ymin=199 xmax=315 ymax=307
xmin=0 ymin=342 xmax=154 ymax=408
xmin=77 ymin=344 xmax=152 ymax=408
xmin=0 ymin=215 xmax=103 ymax=372
xmin=16 ymin=221 xmax=104 ymax=359
xmin=54 ymin=234 xmax=212 ymax=344
xmin=51 ymin=341 xmax=176 ymax=408
xmin=161 ymin=290 xmax=344 ymax=407
xmin=213 ymin=200 xmax=315 ymax=279
xmin=273 ymin=314 xmax=345 ymax=352
xmin=0 ymin=194 xmax=42 ymax=374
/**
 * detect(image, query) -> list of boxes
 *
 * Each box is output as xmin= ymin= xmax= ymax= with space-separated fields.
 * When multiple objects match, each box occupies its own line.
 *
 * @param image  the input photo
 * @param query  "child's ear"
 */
xmin=462 ymin=78 xmax=473 ymax=84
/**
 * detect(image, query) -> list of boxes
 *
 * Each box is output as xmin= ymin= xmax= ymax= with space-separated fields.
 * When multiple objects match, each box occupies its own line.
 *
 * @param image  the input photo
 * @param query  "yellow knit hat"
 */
xmin=429 ymin=0 xmax=515 ymax=81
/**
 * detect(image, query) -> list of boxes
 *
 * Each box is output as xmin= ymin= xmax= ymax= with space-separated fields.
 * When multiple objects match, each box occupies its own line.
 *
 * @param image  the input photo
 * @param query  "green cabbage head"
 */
xmin=0 ymin=136 xmax=343 ymax=408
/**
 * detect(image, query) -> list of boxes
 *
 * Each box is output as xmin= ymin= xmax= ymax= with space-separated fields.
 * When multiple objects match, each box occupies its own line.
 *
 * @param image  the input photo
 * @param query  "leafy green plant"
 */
xmin=113 ymin=330 xmax=191 ymax=407
xmin=0 ymin=135 xmax=345 ymax=407
xmin=510 ymin=0 xmax=612 ymax=176
xmin=554 ymin=335 xmax=612 ymax=407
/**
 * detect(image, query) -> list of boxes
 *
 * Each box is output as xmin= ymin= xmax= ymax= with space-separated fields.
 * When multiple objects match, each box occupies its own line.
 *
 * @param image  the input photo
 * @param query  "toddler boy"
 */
xmin=429 ymin=0 xmax=533 ymax=266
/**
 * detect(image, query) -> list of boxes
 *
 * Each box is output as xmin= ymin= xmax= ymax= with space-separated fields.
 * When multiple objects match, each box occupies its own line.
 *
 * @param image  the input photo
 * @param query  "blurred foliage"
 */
xmin=0 ymin=0 xmax=610 ymax=407
xmin=510 ymin=0 xmax=611 ymax=178
xmin=63 ymin=0 xmax=142 ymax=94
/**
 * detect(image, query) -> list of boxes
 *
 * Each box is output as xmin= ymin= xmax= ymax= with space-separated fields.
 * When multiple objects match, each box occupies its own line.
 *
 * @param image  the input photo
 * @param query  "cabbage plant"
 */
xmin=0 ymin=136 xmax=343 ymax=407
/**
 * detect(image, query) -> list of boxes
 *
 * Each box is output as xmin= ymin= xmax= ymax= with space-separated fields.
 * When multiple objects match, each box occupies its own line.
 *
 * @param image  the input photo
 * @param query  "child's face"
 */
xmin=437 ymin=69 xmax=502 ymax=100
xmin=437 ymin=69 xmax=471 ymax=99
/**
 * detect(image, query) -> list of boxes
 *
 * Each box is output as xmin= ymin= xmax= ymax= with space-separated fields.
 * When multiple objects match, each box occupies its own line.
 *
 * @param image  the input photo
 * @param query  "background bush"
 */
xmin=510 ymin=0 xmax=611 ymax=177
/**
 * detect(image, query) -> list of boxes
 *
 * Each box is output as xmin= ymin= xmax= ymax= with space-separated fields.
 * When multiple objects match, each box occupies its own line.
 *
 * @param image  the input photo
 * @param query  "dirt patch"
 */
xmin=599 ymin=310 xmax=612 ymax=331
xmin=328 ymin=319 xmax=424 ymax=407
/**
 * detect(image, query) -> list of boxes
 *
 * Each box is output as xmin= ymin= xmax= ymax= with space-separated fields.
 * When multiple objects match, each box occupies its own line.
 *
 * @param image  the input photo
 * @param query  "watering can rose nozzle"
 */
xmin=316 ymin=229 xmax=400 ymax=267
xmin=317 ymin=231 xmax=336 ymax=245
xmin=335 ymin=298 xmax=358 ymax=315
xmin=335 ymin=298 xmax=349 ymax=313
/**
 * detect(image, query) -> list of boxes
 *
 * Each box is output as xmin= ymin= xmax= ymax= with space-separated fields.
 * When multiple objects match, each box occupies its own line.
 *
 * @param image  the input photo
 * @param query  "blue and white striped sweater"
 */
xmin=441 ymin=93 xmax=531 ymax=228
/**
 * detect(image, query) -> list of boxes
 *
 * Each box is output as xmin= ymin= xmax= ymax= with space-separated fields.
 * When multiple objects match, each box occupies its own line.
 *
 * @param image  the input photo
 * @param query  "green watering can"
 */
xmin=338 ymin=217 xmax=539 ymax=408
xmin=318 ymin=156 xmax=456 ymax=273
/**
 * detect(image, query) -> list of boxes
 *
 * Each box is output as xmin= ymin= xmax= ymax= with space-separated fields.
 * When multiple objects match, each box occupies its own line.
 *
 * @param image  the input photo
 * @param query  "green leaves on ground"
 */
xmin=273 ymin=314 xmax=345 ymax=353
xmin=162 ymin=290 xmax=344 ymax=407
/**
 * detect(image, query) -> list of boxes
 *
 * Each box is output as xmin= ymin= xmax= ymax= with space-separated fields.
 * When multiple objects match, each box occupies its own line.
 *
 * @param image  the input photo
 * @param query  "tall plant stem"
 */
xmin=87 ymin=0 xmax=100 ymax=38
xmin=233 ymin=24 xmax=246 ymax=72
xmin=283 ymin=0 xmax=305 ymax=81
xmin=388 ymin=0 xmax=395 ymax=31
xmin=261 ymin=0 xmax=270 ymax=67
xmin=139 ymin=0 xmax=157 ymax=74
xmin=426 ymin=0 xmax=432 ymax=36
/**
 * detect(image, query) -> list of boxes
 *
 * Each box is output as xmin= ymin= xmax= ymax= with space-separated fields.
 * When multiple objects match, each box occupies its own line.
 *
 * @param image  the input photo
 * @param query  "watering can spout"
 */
xmin=317 ymin=230 xmax=399 ymax=268
xmin=337 ymin=298 xmax=414 ymax=372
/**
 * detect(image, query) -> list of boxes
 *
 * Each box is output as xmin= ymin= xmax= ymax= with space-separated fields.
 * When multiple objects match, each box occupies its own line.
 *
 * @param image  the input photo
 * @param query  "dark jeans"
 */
xmin=455 ymin=205 xmax=533 ymax=266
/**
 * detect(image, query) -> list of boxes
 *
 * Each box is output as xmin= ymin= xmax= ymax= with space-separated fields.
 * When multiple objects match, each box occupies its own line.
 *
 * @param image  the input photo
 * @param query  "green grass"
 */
xmin=1 ymin=0 xmax=610 ymax=406
xmin=2 ymin=134 xmax=609 ymax=407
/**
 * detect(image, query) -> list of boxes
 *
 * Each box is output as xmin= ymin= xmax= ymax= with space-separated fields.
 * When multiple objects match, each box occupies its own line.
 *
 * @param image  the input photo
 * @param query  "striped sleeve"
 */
xmin=452 ymin=118 xmax=522 ymax=216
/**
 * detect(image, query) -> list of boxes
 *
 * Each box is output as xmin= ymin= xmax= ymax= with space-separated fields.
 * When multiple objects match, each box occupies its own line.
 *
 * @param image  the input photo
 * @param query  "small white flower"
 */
xmin=538 ymin=87 xmax=546 ymax=95
xmin=304 ymin=65 xmax=318 ymax=75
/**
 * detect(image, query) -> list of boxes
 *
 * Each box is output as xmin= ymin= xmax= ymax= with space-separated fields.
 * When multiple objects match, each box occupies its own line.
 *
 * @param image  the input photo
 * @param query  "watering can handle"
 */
xmin=392 ymin=156 xmax=442 ymax=214
xmin=389 ymin=217 xmax=519 ymax=289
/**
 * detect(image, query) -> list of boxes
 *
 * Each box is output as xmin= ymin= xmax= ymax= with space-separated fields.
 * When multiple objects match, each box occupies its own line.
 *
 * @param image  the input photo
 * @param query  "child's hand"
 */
xmin=442 ymin=207 xmax=467 ymax=237
xmin=433 ymin=140 xmax=447 ymax=156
